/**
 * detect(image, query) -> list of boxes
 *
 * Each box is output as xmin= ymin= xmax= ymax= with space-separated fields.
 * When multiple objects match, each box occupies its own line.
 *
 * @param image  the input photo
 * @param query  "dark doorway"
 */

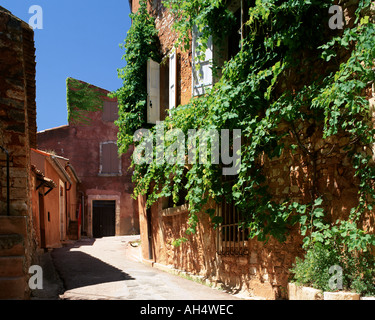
xmin=93 ymin=200 xmax=116 ymax=238
xmin=146 ymin=207 xmax=153 ymax=260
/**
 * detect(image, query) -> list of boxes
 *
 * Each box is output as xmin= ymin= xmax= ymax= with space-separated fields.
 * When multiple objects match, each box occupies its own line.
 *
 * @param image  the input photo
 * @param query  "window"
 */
xmin=147 ymin=49 xmax=179 ymax=123
xmin=191 ymin=1 xmax=248 ymax=97
xmin=102 ymin=100 xmax=119 ymax=122
xmin=192 ymin=28 xmax=213 ymax=97
xmin=99 ymin=142 xmax=121 ymax=175
xmin=216 ymin=199 xmax=249 ymax=255
xmin=147 ymin=58 xmax=160 ymax=124
xmin=161 ymin=172 xmax=188 ymax=210
xmin=169 ymin=49 xmax=177 ymax=110
xmin=159 ymin=57 xmax=170 ymax=121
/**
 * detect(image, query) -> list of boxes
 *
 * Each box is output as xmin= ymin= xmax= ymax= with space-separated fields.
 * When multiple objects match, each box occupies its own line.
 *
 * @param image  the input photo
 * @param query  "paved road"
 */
xmin=51 ymin=236 xmax=240 ymax=300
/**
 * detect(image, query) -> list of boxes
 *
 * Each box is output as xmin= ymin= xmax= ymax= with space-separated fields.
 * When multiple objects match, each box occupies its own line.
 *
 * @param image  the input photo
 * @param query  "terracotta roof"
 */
xmin=31 ymin=164 xmax=57 ymax=189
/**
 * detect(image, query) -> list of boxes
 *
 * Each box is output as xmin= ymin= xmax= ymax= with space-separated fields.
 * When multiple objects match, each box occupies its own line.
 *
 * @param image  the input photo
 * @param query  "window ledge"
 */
xmin=161 ymin=204 xmax=189 ymax=217
xmin=98 ymin=173 xmax=122 ymax=177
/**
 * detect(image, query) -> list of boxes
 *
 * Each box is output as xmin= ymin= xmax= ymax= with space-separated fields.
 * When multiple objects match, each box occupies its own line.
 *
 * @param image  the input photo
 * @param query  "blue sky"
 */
xmin=1 ymin=0 xmax=131 ymax=131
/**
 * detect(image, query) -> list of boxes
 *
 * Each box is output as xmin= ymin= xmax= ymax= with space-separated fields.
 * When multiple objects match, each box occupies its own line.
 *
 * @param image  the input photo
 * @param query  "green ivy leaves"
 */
xmin=116 ymin=0 xmax=375 ymax=269
xmin=111 ymin=0 xmax=160 ymax=155
xmin=66 ymin=78 xmax=104 ymax=124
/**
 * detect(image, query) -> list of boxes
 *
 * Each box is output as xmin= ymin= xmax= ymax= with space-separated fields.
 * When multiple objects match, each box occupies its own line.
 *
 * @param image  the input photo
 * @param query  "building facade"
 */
xmin=132 ymin=0 xmax=375 ymax=300
xmin=31 ymin=149 xmax=80 ymax=249
xmin=0 ymin=6 xmax=38 ymax=299
xmin=37 ymin=80 xmax=139 ymax=238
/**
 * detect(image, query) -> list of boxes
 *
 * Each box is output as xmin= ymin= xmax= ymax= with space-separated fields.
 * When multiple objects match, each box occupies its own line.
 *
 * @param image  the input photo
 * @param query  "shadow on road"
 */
xmin=69 ymin=238 xmax=96 ymax=248
xmin=51 ymin=247 xmax=134 ymax=291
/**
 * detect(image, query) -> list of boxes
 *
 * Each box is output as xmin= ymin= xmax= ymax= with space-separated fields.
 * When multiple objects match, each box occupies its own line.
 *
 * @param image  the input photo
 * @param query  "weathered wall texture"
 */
xmin=0 ymin=6 xmax=37 ymax=299
xmin=0 ymin=6 xmax=36 ymax=216
xmin=37 ymin=86 xmax=139 ymax=237
xmin=30 ymin=149 xmax=80 ymax=249
xmin=140 ymin=126 xmax=374 ymax=299
xmin=140 ymin=196 xmax=304 ymax=299
xmin=134 ymin=0 xmax=375 ymax=300
xmin=133 ymin=0 xmax=193 ymax=107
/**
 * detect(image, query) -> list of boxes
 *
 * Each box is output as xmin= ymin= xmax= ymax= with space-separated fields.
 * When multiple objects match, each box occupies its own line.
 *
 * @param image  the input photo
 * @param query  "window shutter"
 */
xmin=103 ymin=101 xmax=119 ymax=122
xmin=147 ymin=59 xmax=160 ymax=124
xmin=101 ymin=143 xmax=111 ymax=173
xmin=192 ymin=27 xmax=213 ymax=96
xmin=169 ymin=49 xmax=177 ymax=110
xmin=101 ymin=142 xmax=120 ymax=174
xmin=109 ymin=101 xmax=118 ymax=122
xmin=109 ymin=143 xmax=119 ymax=173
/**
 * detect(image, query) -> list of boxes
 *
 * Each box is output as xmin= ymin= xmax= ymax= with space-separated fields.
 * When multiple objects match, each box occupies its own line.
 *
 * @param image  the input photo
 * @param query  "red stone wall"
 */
xmin=0 ymin=7 xmax=36 ymax=216
xmin=37 ymin=92 xmax=139 ymax=236
xmin=0 ymin=6 xmax=38 ymax=299
xmin=133 ymin=0 xmax=375 ymax=300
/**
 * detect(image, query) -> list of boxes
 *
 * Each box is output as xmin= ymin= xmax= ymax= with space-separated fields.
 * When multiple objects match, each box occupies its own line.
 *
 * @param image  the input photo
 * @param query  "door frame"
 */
xmin=87 ymin=194 xmax=120 ymax=238
xmin=92 ymin=200 xmax=116 ymax=238
xmin=59 ymin=180 xmax=66 ymax=241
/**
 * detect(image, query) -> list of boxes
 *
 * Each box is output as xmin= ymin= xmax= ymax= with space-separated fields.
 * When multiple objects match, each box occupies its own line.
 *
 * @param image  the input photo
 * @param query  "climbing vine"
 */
xmin=116 ymin=0 xmax=375 ymax=287
xmin=67 ymin=77 xmax=104 ymax=124
xmin=110 ymin=0 xmax=160 ymax=155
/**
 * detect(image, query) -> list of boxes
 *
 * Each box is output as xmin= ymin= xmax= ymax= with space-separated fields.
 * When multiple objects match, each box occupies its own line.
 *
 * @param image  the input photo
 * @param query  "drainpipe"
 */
xmin=0 ymin=146 xmax=10 ymax=216
xmin=79 ymin=191 xmax=85 ymax=235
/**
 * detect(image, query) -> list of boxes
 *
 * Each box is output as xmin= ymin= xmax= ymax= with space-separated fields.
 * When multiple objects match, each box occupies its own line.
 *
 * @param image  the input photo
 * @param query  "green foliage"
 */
xmin=172 ymin=237 xmax=188 ymax=247
xmin=290 ymin=242 xmax=375 ymax=295
xmin=111 ymin=0 xmax=160 ymax=154
xmin=66 ymin=77 xmax=104 ymax=124
xmin=163 ymin=0 xmax=236 ymax=55
xmin=293 ymin=196 xmax=375 ymax=295
xmin=116 ymin=0 xmax=375 ymax=286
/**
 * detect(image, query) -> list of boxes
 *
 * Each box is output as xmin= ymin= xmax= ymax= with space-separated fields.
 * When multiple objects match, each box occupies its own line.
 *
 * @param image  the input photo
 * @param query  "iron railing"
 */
xmin=216 ymin=200 xmax=249 ymax=255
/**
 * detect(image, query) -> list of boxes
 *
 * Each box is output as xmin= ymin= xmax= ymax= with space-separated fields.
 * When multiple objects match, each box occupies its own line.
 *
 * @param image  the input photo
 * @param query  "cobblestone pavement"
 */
xmin=48 ymin=236 xmax=241 ymax=300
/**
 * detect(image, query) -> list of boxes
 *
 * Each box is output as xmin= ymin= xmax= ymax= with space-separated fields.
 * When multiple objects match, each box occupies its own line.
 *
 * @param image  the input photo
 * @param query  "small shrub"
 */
xmin=290 ymin=243 xmax=375 ymax=296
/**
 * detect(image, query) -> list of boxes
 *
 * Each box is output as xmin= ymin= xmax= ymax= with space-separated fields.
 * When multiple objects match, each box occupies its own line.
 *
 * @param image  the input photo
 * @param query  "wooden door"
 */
xmin=92 ymin=200 xmax=116 ymax=238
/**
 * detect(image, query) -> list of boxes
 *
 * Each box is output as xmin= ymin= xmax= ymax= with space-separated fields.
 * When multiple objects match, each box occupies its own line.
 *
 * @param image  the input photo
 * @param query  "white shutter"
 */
xmin=192 ymin=27 xmax=213 ymax=96
xmin=169 ymin=49 xmax=177 ymax=110
xmin=147 ymin=59 xmax=160 ymax=124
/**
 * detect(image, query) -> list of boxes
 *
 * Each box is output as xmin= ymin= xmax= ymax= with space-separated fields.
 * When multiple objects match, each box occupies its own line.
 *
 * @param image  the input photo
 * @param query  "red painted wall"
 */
xmin=37 ymin=85 xmax=139 ymax=236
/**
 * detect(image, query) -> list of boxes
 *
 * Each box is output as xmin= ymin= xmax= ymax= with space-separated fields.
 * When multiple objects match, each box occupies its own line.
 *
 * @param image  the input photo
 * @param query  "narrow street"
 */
xmin=47 ymin=236 xmax=240 ymax=300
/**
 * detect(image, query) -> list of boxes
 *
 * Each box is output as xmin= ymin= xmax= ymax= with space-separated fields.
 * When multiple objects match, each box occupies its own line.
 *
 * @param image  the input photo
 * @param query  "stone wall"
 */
xmin=134 ymin=0 xmax=375 ymax=299
xmin=132 ymin=0 xmax=193 ymax=107
xmin=0 ymin=6 xmax=38 ymax=299
xmin=0 ymin=6 xmax=36 ymax=216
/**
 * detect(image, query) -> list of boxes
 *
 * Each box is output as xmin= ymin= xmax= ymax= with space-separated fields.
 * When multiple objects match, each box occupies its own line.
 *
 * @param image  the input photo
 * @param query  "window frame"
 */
xmin=98 ymin=141 xmax=122 ymax=176
xmin=216 ymin=199 xmax=249 ymax=256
